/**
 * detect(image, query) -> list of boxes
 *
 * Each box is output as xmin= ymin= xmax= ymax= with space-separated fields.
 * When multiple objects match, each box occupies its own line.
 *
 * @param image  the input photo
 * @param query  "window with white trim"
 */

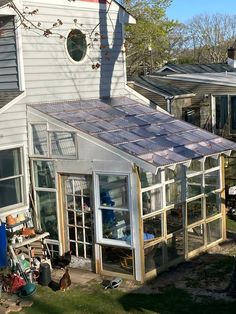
xmin=97 ymin=174 xmax=131 ymax=245
xmin=0 ymin=147 xmax=24 ymax=210
xmin=31 ymin=124 xmax=77 ymax=158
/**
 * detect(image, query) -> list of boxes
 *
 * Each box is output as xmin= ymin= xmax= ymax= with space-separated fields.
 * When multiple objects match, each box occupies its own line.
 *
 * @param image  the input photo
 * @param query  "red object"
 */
xmin=10 ymin=274 xmax=26 ymax=293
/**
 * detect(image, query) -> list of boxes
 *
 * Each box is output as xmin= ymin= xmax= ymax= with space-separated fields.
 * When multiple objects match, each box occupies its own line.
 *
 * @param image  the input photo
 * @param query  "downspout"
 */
xmin=166 ymin=96 xmax=174 ymax=114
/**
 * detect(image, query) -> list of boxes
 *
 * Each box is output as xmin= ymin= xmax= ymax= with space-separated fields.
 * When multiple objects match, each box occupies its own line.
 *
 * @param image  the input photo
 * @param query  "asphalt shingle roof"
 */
xmin=129 ymin=76 xmax=193 ymax=97
xmin=156 ymin=63 xmax=236 ymax=74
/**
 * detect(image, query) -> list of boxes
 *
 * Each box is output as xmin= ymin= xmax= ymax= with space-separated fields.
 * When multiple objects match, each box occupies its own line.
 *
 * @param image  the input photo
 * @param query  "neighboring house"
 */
xmin=128 ymin=45 xmax=236 ymax=204
xmin=1 ymin=0 xmax=236 ymax=282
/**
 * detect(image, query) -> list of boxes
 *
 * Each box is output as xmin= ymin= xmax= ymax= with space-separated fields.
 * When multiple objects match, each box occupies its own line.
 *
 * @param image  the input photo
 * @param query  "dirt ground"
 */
xmin=119 ymin=238 xmax=236 ymax=301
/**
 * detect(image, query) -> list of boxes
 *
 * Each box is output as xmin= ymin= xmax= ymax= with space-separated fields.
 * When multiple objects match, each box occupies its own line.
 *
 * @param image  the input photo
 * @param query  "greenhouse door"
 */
xmin=62 ymin=175 xmax=94 ymax=270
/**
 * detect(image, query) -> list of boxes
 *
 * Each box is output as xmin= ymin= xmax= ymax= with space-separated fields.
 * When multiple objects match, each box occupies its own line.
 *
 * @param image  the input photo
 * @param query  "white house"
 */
xmin=1 ymin=0 xmax=236 ymax=282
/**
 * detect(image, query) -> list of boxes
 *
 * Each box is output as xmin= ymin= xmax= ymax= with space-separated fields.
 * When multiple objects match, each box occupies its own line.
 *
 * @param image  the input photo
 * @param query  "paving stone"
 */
xmin=0 ymin=306 xmax=7 ymax=314
xmin=18 ymin=299 xmax=33 ymax=307
xmin=5 ymin=305 xmax=22 ymax=314
xmin=2 ymin=299 xmax=16 ymax=307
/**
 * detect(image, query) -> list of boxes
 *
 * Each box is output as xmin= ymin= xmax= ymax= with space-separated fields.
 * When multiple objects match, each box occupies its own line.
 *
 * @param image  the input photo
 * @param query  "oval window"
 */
xmin=66 ymin=29 xmax=87 ymax=62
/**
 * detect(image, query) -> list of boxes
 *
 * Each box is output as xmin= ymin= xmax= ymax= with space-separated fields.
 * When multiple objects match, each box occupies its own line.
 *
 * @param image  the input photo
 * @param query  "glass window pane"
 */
xmin=187 ymin=198 xmax=202 ymax=225
xmin=215 ymin=95 xmax=228 ymax=130
xmin=206 ymin=193 xmax=221 ymax=217
xmin=187 ymin=159 xmax=202 ymax=174
xmin=165 ymin=181 xmax=181 ymax=205
xmin=50 ymin=132 xmax=76 ymax=157
xmin=0 ymin=148 xmax=21 ymax=179
xmin=33 ymin=160 xmax=55 ymax=188
xmin=188 ymin=224 xmax=204 ymax=252
xmin=205 ymin=156 xmax=219 ymax=170
xmin=0 ymin=177 xmax=22 ymax=207
xmin=32 ymin=124 xmax=48 ymax=156
xmin=140 ymin=170 xmax=161 ymax=188
xmin=207 ymin=219 xmax=222 ymax=244
xmin=145 ymin=242 xmax=163 ymax=273
xmin=205 ymin=170 xmax=220 ymax=193
xmin=102 ymin=246 xmax=133 ymax=275
xmin=231 ymin=96 xmax=236 ymax=131
xmin=143 ymin=214 xmax=162 ymax=240
xmin=167 ymin=231 xmax=184 ymax=262
xmin=165 ymin=164 xmax=182 ymax=181
xmin=102 ymin=209 xmax=130 ymax=243
xmin=67 ymin=29 xmax=87 ymax=62
xmin=167 ymin=205 xmax=183 ymax=234
xmin=142 ymin=187 xmax=162 ymax=215
xmin=99 ymin=175 xmax=128 ymax=209
xmin=187 ymin=174 xmax=202 ymax=198
xmin=36 ymin=191 xmax=58 ymax=240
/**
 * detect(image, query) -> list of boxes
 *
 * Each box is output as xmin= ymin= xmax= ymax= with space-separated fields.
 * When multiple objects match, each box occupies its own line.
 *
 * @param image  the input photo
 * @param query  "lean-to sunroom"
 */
xmin=27 ymin=96 xmax=236 ymax=282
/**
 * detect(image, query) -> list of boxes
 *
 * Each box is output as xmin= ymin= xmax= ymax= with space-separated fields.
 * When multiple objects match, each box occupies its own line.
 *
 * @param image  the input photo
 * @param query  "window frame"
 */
xmin=0 ymin=146 xmax=25 ymax=212
xmin=65 ymin=28 xmax=88 ymax=64
xmin=212 ymin=94 xmax=236 ymax=135
xmin=95 ymin=172 xmax=132 ymax=248
xmin=29 ymin=123 xmax=77 ymax=159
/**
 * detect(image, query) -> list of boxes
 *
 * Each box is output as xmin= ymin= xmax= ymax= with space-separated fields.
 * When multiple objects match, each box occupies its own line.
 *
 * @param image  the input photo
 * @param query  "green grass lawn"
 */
xmin=18 ymin=282 xmax=236 ymax=314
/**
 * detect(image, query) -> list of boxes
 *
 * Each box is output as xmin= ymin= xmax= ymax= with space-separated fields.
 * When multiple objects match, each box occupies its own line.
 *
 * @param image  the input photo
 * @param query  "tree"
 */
xmin=122 ymin=0 xmax=177 ymax=75
xmin=174 ymin=13 xmax=236 ymax=64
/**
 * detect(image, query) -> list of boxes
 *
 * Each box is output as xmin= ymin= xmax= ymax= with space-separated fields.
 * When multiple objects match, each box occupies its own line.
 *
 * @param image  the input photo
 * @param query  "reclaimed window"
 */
xmin=66 ymin=29 xmax=87 ymax=62
xmin=187 ymin=224 xmax=204 ymax=252
xmin=143 ymin=213 xmax=162 ymax=240
xmin=142 ymin=187 xmax=163 ymax=215
xmin=145 ymin=242 xmax=163 ymax=273
xmin=33 ymin=160 xmax=58 ymax=240
xmin=207 ymin=219 xmax=222 ymax=244
xmin=205 ymin=156 xmax=219 ymax=170
xmin=0 ymin=148 xmax=24 ymax=209
xmin=33 ymin=160 xmax=55 ymax=189
xmin=187 ymin=174 xmax=202 ymax=198
xmin=205 ymin=170 xmax=220 ymax=194
xmin=165 ymin=181 xmax=181 ymax=205
xmin=187 ymin=198 xmax=202 ymax=225
xmin=65 ymin=176 xmax=92 ymax=259
xmin=50 ymin=132 xmax=76 ymax=157
xmin=167 ymin=231 xmax=184 ymax=262
xmin=140 ymin=170 xmax=161 ymax=188
xmin=98 ymin=174 xmax=130 ymax=244
xmin=167 ymin=206 xmax=183 ymax=234
xmin=206 ymin=193 xmax=220 ymax=217
xmin=187 ymin=159 xmax=202 ymax=174
xmin=36 ymin=190 xmax=58 ymax=240
xmin=32 ymin=124 xmax=48 ymax=156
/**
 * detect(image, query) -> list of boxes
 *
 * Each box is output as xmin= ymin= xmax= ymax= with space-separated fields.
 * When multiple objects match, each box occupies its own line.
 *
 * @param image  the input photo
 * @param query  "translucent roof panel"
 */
xmin=30 ymin=96 xmax=236 ymax=168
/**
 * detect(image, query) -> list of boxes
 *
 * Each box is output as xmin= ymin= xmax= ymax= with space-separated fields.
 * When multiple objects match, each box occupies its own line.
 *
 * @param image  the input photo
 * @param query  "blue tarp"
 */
xmin=0 ymin=222 xmax=8 ymax=268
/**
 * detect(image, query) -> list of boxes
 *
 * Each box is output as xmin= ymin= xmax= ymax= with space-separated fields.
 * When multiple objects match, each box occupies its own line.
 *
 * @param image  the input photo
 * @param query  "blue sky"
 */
xmin=166 ymin=0 xmax=236 ymax=23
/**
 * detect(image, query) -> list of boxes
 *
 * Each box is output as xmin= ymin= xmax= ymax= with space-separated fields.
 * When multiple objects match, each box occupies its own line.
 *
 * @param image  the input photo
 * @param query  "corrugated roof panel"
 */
xmin=92 ymin=120 xmax=118 ymax=132
xmin=145 ymin=125 xmax=167 ymax=136
xmin=166 ymin=134 xmax=193 ymax=146
xmin=140 ymin=112 xmax=173 ymax=124
xmin=118 ymin=130 xmax=141 ymax=142
xmin=131 ymin=127 xmax=155 ymax=138
xmin=111 ymin=118 xmax=137 ymax=128
xmin=30 ymin=96 xmax=236 ymax=170
xmin=73 ymin=122 xmax=102 ymax=133
xmin=118 ymin=141 xmax=148 ymax=155
xmin=99 ymin=132 xmax=125 ymax=145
